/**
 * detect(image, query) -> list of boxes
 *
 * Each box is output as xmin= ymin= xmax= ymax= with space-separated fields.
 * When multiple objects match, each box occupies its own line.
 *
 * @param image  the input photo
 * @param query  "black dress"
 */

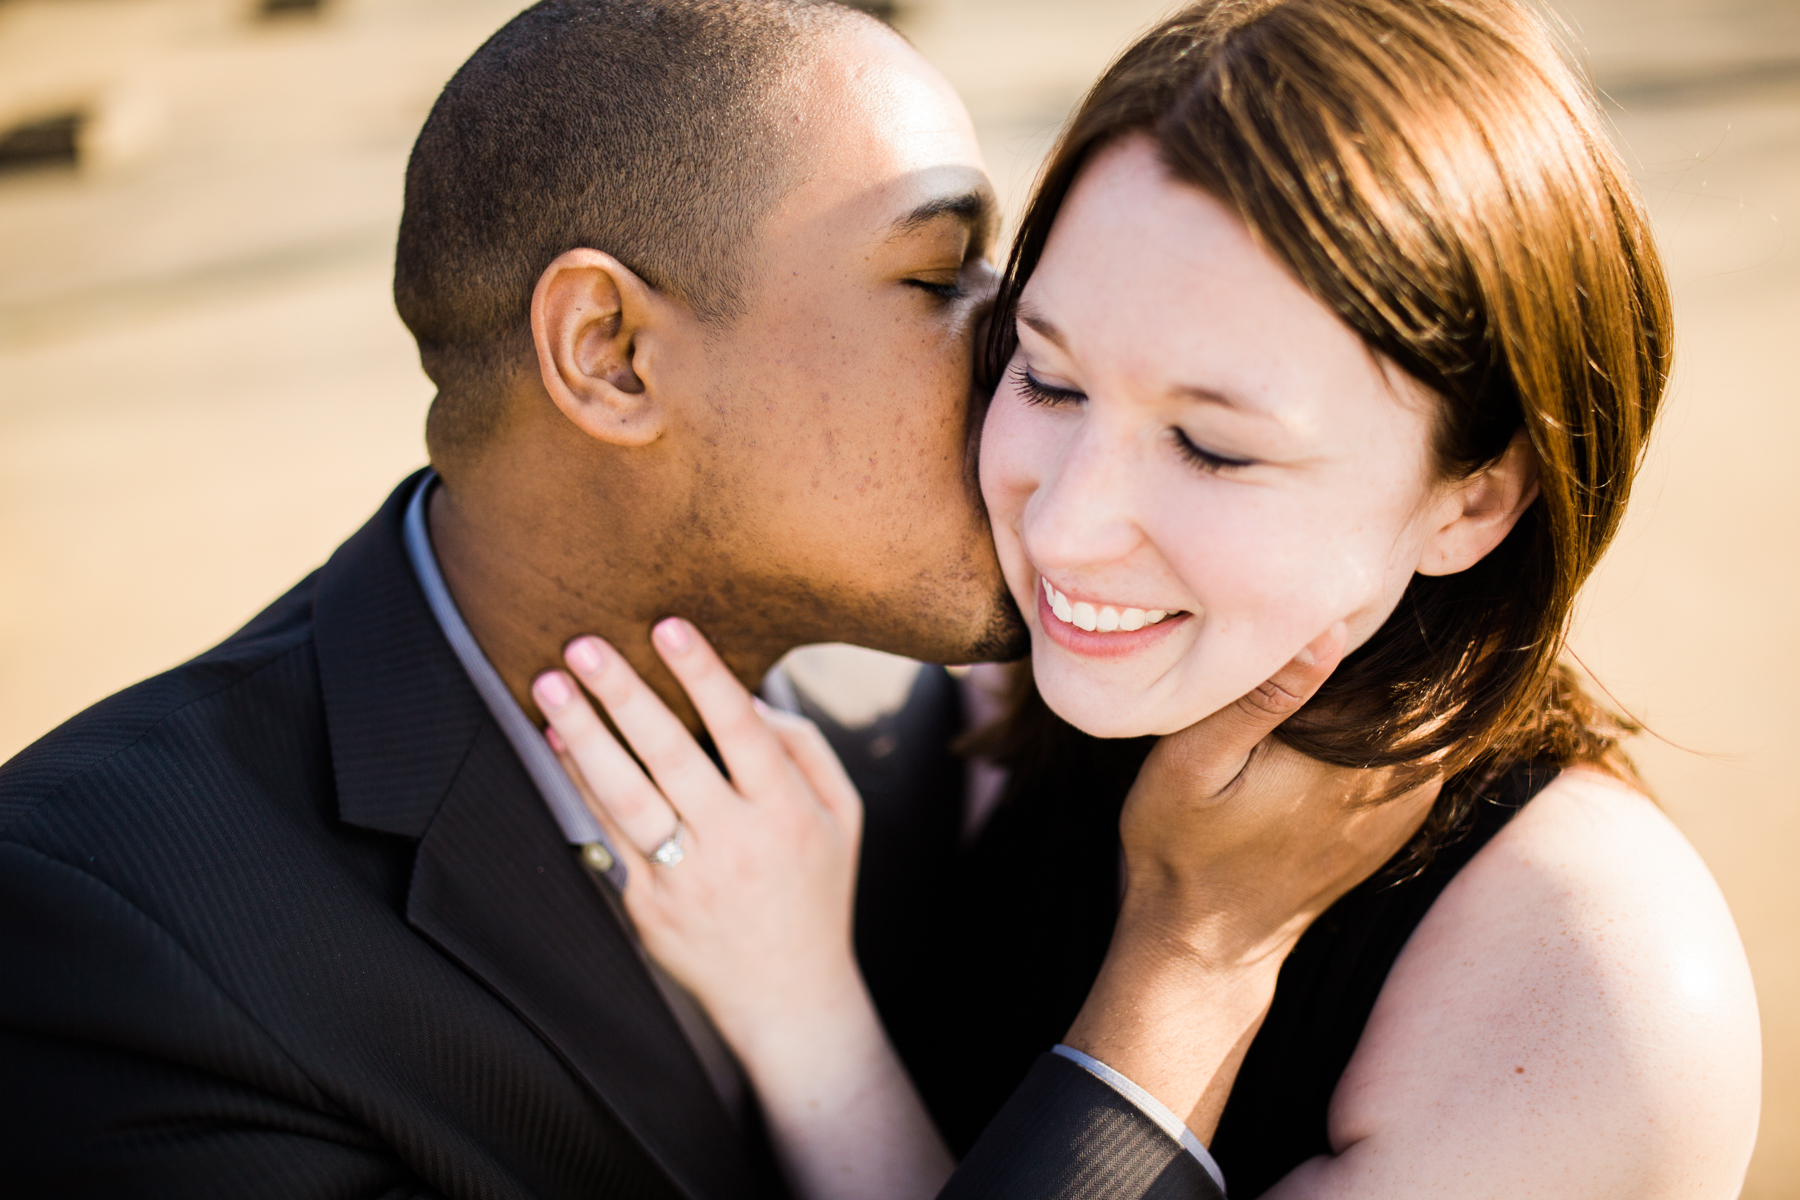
xmin=835 ymin=673 xmax=1559 ymax=1196
xmin=1209 ymin=759 xmax=1559 ymax=1196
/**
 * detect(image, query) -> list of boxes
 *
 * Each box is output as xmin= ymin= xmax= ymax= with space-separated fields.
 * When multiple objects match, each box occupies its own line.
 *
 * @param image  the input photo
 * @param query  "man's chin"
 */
xmin=836 ymin=587 xmax=1028 ymax=667
xmin=957 ymin=599 xmax=1031 ymax=665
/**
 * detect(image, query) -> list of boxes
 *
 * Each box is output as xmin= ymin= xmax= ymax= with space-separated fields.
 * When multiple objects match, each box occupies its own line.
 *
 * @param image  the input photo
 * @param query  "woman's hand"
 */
xmin=531 ymin=618 xmax=862 ymax=1045
xmin=1120 ymin=623 xmax=1439 ymax=971
xmin=531 ymin=618 xmax=952 ymax=1200
xmin=1067 ymin=623 xmax=1441 ymax=1144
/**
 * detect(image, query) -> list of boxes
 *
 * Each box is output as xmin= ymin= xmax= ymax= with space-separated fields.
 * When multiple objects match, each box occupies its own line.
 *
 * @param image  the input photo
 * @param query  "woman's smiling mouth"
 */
xmin=1041 ymin=576 xmax=1178 ymax=631
xmin=1037 ymin=575 xmax=1194 ymax=657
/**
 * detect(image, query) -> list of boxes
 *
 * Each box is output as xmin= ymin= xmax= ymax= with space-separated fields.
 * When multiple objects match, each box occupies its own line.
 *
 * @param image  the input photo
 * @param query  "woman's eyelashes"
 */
xmin=1171 ymin=427 xmax=1255 ymax=473
xmin=1011 ymin=362 xmax=1084 ymax=407
xmin=1013 ymin=363 xmax=1256 ymax=474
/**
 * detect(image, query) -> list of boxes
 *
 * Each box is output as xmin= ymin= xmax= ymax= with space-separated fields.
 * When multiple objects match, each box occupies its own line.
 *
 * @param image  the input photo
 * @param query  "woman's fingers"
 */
xmin=1160 ymin=621 xmax=1349 ymax=799
xmin=546 ymin=731 xmax=654 ymax=879
xmin=533 ymin=669 xmax=684 ymax=854
xmin=758 ymin=701 xmax=863 ymax=832
xmin=562 ymin=635 xmax=731 ymax=822
xmin=649 ymin=619 xmax=803 ymax=805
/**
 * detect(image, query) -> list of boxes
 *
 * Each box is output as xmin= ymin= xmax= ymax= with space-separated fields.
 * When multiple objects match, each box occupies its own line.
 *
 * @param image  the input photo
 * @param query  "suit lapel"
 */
xmin=407 ymin=722 xmax=769 ymax=1200
xmin=315 ymin=474 xmax=773 ymax=1200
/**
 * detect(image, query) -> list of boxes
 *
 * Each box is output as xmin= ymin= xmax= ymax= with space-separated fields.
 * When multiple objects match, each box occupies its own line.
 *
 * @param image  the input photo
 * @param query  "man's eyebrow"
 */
xmin=887 ymin=188 xmax=997 ymax=239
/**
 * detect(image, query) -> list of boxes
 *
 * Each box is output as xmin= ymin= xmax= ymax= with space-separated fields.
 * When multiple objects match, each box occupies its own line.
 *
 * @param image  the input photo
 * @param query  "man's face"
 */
xmin=653 ymin=25 xmax=1025 ymax=667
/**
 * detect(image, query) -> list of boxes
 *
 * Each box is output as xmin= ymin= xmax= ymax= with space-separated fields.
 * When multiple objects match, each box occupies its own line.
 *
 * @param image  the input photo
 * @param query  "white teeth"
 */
xmin=1041 ymin=578 xmax=1181 ymax=634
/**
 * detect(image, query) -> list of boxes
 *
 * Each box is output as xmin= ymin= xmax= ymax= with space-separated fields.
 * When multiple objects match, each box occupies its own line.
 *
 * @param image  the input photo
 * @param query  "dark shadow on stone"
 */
xmin=0 ymin=111 xmax=82 ymax=177
xmin=259 ymin=0 xmax=326 ymax=18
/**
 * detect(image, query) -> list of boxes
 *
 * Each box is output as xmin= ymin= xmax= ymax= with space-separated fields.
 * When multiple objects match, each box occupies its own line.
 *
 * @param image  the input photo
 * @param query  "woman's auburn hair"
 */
xmin=983 ymin=0 xmax=1668 ymax=819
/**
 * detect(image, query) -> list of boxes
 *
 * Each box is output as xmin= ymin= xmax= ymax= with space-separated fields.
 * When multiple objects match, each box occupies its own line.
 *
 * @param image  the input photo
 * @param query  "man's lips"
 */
xmin=1035 ymin=578 xmax=1191 ymax=659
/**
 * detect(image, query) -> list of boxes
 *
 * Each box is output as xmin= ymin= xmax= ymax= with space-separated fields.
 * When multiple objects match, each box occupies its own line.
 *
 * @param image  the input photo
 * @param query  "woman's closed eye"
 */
xmin=1170 ymin=427 xmax=1255 ymax=474
xmin=1014 ymin=363 xmax=1256 ymax=474
xmin=1011 ymin=362 xmax=1085 ymax=407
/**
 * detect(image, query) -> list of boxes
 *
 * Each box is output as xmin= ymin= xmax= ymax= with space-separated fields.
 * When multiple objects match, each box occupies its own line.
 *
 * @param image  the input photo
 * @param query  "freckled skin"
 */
xmin=430 ymin=22 xmax=1024 ymax=726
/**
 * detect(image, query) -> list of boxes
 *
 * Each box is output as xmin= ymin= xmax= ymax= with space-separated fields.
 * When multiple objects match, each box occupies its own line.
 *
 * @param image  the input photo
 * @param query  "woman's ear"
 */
xmin=1416 ymin=427 xmax=1541 ymax=576
xmin=530 ymin=248 xmax=677 ymax=448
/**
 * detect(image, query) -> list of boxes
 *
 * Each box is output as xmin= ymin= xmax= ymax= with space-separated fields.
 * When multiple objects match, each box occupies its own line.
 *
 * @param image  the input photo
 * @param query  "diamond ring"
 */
xmin=648 ymin=820 xmax=686 ymax=866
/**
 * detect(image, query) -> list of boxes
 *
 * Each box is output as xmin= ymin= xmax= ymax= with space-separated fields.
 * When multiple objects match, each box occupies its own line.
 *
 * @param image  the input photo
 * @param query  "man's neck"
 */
xmin=426 ymin=481 xmax=782 ymax=732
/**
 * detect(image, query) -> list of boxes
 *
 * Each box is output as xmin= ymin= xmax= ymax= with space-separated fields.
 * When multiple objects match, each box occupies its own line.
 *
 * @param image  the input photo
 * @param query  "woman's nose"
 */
xmin=1022 ymin=416 xmax=1145 ymax=571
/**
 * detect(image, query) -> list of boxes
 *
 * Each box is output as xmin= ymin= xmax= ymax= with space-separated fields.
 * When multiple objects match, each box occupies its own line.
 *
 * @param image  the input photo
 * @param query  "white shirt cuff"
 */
xmin=1051 ymin=1044 xmax=1228 ymax=1195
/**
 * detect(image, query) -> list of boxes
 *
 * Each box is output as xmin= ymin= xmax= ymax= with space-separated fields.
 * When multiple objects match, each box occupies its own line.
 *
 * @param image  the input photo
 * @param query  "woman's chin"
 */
xmin=1033 ymin=676 xmax=1218 ymax=741
xmin=1031 ymin=648 xmax=1267 ymax=739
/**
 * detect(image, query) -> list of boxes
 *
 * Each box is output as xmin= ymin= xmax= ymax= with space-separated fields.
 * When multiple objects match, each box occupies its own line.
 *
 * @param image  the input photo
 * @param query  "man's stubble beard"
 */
xmin=655 ymin=365 xmax=1029 ymax=669
xmin=959 ymin=582 xmax=1030 ymax=664
xmin=656 ymin=563 xmax=1028 ymax=683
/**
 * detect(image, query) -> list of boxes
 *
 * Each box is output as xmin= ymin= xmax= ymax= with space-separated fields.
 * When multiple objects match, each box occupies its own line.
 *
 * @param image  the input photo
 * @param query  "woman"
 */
xmin=531 ymin=0 xmax=1761 ymax=1196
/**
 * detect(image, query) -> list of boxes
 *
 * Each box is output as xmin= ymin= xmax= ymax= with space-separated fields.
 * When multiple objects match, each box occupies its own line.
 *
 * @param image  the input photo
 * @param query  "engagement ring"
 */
xmin=649 ymin=821 xmax=686 ymax=866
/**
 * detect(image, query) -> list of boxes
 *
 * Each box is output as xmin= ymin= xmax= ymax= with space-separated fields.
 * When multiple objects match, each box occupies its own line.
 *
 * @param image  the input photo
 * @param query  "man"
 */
xmin=0 ymin=2 xmax=1363 ymax=1196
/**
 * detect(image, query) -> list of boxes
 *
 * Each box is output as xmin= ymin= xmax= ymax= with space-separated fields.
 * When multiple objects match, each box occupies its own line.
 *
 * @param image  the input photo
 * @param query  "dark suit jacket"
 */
xmin=0 ymin=475 xmax=1215 ymax=1200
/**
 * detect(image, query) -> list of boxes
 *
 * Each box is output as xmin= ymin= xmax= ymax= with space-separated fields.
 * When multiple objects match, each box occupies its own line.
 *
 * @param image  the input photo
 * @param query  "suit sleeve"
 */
xmin=939 ymin=1052 xmax=1227 ymax=1200
xmin=0 ymin=842 xmax=443 ymax=1200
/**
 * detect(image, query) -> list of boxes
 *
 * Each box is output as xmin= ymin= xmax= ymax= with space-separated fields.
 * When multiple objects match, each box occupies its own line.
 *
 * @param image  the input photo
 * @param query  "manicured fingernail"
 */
xmin=1295 ymin=626 xmax=1334 ymax=666
xmin=654 ymin=618 xmax=693 ymax=654
xmin=1296 ymin=623 xmax=1347 ymax=666
xmin=546 ymin=726 xmax=566 ymax=754
xmin=534 ymin=671 xmax=573 ymax=709
xmin=566 ymin=637 xmax=604 ymax=675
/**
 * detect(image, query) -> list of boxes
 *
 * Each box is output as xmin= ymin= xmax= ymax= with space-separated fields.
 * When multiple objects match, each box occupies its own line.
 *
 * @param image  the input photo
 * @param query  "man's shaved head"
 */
xmin=413 ymin=0 xmax=1024 ymax=706
xmin=395 ymin=0 xmax=870 ymax=450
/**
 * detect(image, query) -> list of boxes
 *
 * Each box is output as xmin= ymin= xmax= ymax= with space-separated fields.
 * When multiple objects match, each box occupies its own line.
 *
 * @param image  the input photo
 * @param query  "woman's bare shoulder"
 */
xmin=1275 ymin=768 xmax=1762 ymax=1200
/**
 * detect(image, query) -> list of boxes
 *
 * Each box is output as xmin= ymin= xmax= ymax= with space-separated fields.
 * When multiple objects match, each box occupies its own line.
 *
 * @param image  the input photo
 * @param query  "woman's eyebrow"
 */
xmin=1019 ymin=309 xmax=1249 ymax=411
xmin=1019 ymin=315 xmax=1261 ymax=414
xmin=1017 ymin=307 xmax=1068 ymax=349
xmin=1171 ymin=383 xmax=1243 ymax=410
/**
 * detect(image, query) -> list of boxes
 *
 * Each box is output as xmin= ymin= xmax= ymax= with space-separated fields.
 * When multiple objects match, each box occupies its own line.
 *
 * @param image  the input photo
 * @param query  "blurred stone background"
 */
xmin=0 ymin=0 xmax=1794 ymax=1191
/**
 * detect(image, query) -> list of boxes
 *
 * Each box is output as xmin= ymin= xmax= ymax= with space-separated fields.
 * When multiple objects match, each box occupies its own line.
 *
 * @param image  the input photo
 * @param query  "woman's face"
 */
xmin=982 ymin=136 xmax=1466 ymax=738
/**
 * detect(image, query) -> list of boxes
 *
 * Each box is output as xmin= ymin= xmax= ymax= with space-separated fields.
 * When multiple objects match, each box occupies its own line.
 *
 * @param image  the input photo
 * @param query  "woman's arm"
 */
xmin=1061 ymin=657 xmax=1442 ymax=1144
xmin=1263 ymin=769 xmax=1761 ymax=1199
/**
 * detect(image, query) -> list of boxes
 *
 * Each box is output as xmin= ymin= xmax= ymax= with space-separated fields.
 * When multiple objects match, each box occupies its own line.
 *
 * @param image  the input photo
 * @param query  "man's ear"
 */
xmin=1416 ymin=427 xmax=1541 ymax=577
xmin=530 ymin=248 xmax=677 ymax=448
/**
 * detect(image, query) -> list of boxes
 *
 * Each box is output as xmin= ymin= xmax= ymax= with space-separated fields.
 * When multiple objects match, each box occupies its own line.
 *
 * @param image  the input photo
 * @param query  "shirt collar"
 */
xmin=401 ymin=471 xmax=627 ymax=889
